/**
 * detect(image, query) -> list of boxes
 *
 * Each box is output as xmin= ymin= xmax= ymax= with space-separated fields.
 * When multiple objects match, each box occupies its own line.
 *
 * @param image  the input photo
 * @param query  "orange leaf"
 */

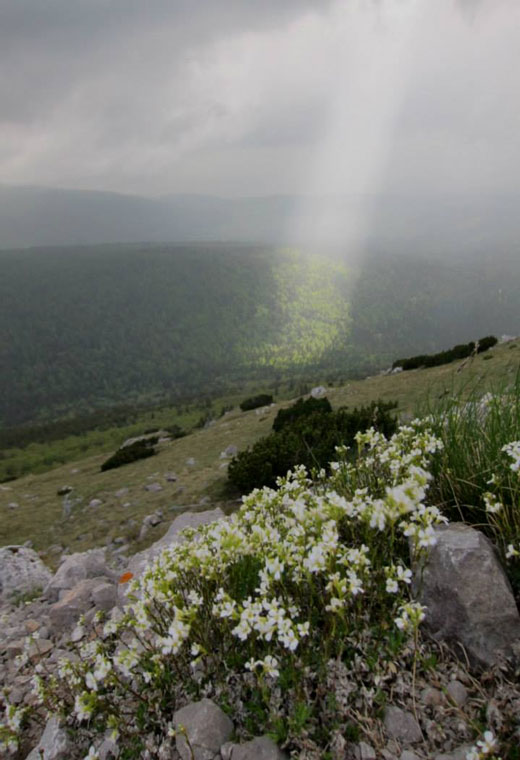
xmin=119 ymin=571 xmax=134 ymax=584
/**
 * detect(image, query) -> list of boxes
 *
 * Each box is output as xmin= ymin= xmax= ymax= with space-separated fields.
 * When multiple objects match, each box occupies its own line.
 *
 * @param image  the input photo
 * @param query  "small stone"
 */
xmin=5 ymin=640 xmax=24 ymax=657
xmin=186 ymin=457 xmax=196 ymax=466
xmin=400 ymin=752 xmax=421 ymax=760
xmin=70 ymin=625 xmax=85 ymax=642
xmin=384 ymin=706 xmax=423 ymax=745
xmin=144 ymin=482 xmax=163 ymax=492
xmin=57 ymin=486 xmax=73 ymax=496
xmin=89 ymin=498 xmax=103 ymax=508
xmin=354 ymin=741 xmax=377 ymax=759
xmin=164 ymin=472 xmax=178 ymax=482
xmin=434 ymin=746 xmax=474 ymax=760
xmin=446 ymin=680 xmax=468 ymax=707
xmin=228 ymin=735 xmax=288 ymax=759
xmin=115 ymin=488 xmax=129 ymax=498
xmin=421 ymin=687 xmax=443 ymax=707
xmin=25 ymin=619 xmax=41 ymax=634
xmin=173 ymin=698 xmax=233 ymax=760
xmin=28 ymin=638 xmax=53 ymax=660
xmin=7 ymin=502 xmax=19 ymax=509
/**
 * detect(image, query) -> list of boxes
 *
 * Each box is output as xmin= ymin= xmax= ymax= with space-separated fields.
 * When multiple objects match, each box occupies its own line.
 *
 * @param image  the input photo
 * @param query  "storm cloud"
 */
xmin=0 ymin=0 xmax=518 ymax=197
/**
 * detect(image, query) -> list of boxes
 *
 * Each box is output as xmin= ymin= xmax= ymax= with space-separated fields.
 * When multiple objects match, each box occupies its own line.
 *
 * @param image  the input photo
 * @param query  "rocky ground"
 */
xmin=1 ymin=512 xmax=520 ymax=759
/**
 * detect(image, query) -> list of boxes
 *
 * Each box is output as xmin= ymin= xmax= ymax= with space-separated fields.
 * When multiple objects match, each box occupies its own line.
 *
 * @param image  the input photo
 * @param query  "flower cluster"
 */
xmin=465 ymin=730 xmax=500 ymax=760
xmin=502 ymin=440 xmax=520 ymax=473
xmin=30 ymin=420 xmax=445 ymax=755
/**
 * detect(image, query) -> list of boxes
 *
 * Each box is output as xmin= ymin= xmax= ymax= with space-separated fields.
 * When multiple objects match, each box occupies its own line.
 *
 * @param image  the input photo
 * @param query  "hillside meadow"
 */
xmin=0 ymin=338 xmax=518 ymax=564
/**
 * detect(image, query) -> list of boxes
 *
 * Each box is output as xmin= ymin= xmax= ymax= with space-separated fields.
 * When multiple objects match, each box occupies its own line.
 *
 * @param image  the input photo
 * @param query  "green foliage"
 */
xmin=272 ymin=396 xmax=332 ymax=432
xmin=2 ymin=242 xmax=519 ymax=430
xmin=239 ymin=394 xmax=273 ymax=411
xmin=100 ymin=440 xmax=157 ymax=472
xmin=393 ymin=335 xmax=497 ymax=371
xmin=228 ymin=399 xmax=397 ymax=493
xmin=425 ymin=372 xmax=520 ymax=591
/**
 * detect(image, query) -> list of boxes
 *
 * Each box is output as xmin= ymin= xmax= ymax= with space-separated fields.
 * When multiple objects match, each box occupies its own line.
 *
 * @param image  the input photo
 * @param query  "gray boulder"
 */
xmin=44 ymin=549 xmax=111 ymax=602
xmin=173 ymin=698 xmax=233 ymax=760
xmin=416 ymin=523 xmax=520 ymax=667
xmin=25 ymin=716 xmax=73 ymax=759
xmin=0 ymin=546 xmax=51 ymax=602
xmin=49 ymin=578 xmax=103 ymax=632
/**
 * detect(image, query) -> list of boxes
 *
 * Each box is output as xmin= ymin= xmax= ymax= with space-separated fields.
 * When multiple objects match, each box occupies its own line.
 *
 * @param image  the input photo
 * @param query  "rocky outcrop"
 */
xmin=416 ymin=523 xmax=520 ymax=667
xmin=43 ymin=548 xmax=113 ymax=602
xmin=0 ymin=546 xmax=52 ymax=602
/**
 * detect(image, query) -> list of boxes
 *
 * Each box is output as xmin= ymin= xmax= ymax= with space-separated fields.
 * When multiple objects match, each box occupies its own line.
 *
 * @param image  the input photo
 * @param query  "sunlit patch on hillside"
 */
xmin=242 ymin=248 xmax=351 ymax=369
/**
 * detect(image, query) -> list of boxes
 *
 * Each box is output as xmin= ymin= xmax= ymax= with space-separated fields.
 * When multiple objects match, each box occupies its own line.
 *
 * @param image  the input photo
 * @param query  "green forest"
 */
xmin=1 ymin=243 xmax=519 ymax=429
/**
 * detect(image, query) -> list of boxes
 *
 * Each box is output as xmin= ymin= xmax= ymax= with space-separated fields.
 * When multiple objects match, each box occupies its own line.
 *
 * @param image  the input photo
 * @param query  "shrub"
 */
xmin=272 ymin=396 xmax=332 ymax=432
xmin=100 ymin=440 xmax=156 ymax=471
xmin=229 ymin=400 xmax=397 ymax=493
xmin=24 ymin=422 xmax=446 ymax=758
xmin=239 ymin=394 xmax=273 ymax=412
xmin=165 ymin=424 xmax=186 ymax=439
xmin=393 ymin=335 xmax=497 ymax=371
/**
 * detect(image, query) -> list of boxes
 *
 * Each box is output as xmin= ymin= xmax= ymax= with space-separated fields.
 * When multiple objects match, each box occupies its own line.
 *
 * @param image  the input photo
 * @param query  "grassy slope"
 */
xmin=0 ymin=339 xmax=518 ymax=563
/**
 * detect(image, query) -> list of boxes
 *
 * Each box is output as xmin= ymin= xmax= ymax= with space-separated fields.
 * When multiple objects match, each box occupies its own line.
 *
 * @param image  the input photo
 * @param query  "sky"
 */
xmin=0 ymin=0 xmax=519 ymax=199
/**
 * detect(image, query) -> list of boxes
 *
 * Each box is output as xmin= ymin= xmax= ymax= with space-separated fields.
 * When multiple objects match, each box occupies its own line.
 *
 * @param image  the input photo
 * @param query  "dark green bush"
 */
xmin=477 ymin=335 xmax=498 ymax=353
xmin=393 ymin=335 xmax=497 ymax=371
xmin=228 ymin=399 xmax=397 ymax=493
xmin=272 ymin=396 xmax=332 ymax=433
xmin=101 ymin=441 xmax=156 ymax=471
xmin=240 ymin=394 xmax=274 ymax=411
xmin=165 ymin=424 xmax=186 ymax=439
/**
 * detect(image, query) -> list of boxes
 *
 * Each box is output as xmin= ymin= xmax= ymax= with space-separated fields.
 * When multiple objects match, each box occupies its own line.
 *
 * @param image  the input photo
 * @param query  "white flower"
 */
xmin=484 ymin=493 xmax=502 ymax=514
xmin=84 ymin=747 xmax=99 ymax=760
xmin=506 ymin=543 xmax=519 ymax=559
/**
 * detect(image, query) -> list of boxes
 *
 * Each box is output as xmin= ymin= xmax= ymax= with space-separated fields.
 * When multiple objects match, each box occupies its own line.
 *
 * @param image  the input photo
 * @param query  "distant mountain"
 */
xmin=1 ymin=242 xmax=519 ymax=427
xmin=1 ymin=184 xmax=520 ymax=254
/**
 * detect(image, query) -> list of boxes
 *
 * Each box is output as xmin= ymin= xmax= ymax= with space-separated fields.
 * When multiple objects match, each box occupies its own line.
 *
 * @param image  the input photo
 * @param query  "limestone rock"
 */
xmin=384 ymin=706 xmax=422 ymax=745
xmin=44 ymin=549 xmax=111 ymax=602
xmin=310 ymin=385 xmax=327 ymax=398
xmin=26 ymin=716 xmax=73 ymax=759
xmin=144 ymin=482 xmax=163 ymax=492
xmin=173 ymin=698 xmax=233 ymax=760
xmin=227 ymin=736 xmax=288 ymax=759
xmin=49 ymin=578 xmax=101 ymax=631
xmin=353 ymin=742 xmax=377 ymax=759
xmin=91 ymin=581 xmax=117 ymax=611
xmin=0 ymin=546 xmax=51 ymax=602
xmin=416 ymin=523 xmax=520 ymax=667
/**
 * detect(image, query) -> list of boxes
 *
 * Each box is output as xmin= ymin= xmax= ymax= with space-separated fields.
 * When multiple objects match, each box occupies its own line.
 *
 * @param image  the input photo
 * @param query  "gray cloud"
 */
xmin=0 ymin=0 xmax=519 ymax=198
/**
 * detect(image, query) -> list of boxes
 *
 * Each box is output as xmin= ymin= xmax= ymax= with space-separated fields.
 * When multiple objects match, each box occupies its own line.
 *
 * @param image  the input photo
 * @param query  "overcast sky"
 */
xmin=0 ymin=0 xmax=519 ymax=198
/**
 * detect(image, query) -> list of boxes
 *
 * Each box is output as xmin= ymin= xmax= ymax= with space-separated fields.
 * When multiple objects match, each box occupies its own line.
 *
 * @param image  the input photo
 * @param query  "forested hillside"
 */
xmin=1 ymin=243 xmax=519 ymax=427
